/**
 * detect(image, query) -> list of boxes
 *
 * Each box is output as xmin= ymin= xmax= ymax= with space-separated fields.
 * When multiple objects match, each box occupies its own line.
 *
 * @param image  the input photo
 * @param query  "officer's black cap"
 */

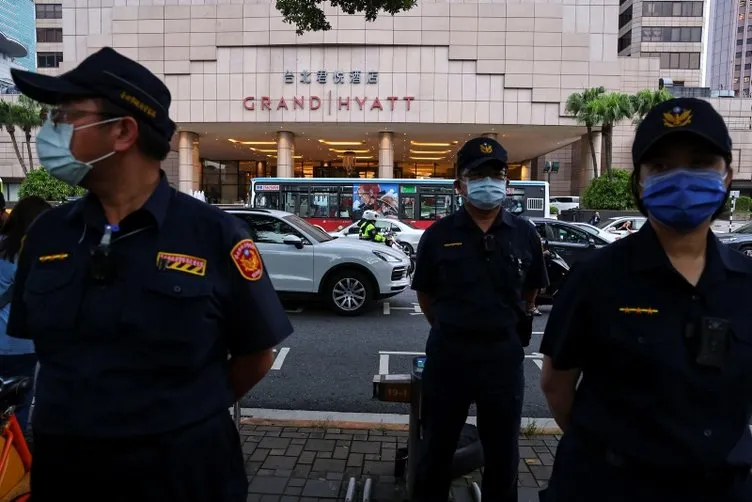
xmin=11 ymin=47 xmax=176 ymax=143
xmin=456 ymin=137 xmax=508 ymax=177
xmin=632 ymin=97 xmax=732 ymax=166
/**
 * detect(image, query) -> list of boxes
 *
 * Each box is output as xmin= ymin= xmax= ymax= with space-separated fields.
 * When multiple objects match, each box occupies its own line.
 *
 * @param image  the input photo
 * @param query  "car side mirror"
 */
xmin=283 ymin=235 xmax=304 ymax=249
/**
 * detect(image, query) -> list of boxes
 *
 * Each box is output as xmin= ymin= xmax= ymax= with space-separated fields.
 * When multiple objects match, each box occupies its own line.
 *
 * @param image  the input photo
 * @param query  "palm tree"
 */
xmin=631 ymin=88 xmax=673 ymax=124
xmin=589 ymin=92 xmax=634 ymax=174
xmin=565 ymin=87 xmax=605 ymax=179
xmin=0 ymin=100 xmax=28 ymax=174
xmin=15 ymin=96 xmax=46 ymax=172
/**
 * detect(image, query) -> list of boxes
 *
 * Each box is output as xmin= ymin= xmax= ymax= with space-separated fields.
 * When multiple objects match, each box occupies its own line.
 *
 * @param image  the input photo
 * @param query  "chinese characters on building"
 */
xmin=284 ymin=70 xmax=379 ymax=85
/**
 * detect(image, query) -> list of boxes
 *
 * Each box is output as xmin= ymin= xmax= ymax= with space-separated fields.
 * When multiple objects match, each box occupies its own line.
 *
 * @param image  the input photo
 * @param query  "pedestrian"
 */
xmin=588 ymin=211 xmax=600 ymax=226
xmin=8 ymin=47 xmax=293 ymax=501
xmin=539 ymin=98 xmax=752 ymax=502
xmin=0 ymin=195 xmax=51 ymax=432
xmin=411 ymin=137 xmax=549 ymax=502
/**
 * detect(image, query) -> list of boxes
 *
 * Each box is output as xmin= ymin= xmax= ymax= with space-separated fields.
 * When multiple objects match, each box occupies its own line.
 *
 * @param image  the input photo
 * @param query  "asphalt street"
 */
xmin=239 ymin=290 xmax=553 ymax=418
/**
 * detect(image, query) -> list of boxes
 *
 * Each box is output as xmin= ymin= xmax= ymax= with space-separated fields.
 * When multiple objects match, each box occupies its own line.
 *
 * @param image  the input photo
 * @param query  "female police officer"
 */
xmin=539 ymin=97 xmax=752 ymax=501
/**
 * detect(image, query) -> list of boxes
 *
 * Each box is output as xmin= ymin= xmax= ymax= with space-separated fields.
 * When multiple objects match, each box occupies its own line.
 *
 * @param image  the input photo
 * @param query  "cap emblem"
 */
xmin=662 ymin=106 xmax=692 ymax=128
xmin=479 ymin=142 xmax=493 ymax=154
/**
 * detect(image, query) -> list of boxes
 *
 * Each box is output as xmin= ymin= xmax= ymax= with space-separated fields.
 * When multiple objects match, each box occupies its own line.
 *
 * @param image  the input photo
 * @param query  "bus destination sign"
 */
xmin=256 ymin=184 xmax=280 ymax=191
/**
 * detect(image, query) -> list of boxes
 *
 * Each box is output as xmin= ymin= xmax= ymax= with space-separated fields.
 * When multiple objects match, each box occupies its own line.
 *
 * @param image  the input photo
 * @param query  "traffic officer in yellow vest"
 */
xmin=358 ymin=210 xmax=386 ymax=243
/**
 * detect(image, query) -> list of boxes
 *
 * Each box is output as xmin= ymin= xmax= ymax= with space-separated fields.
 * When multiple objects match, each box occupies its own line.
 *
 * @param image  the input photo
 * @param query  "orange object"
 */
xmin=0 ymin=414 xmax=32 ymax=501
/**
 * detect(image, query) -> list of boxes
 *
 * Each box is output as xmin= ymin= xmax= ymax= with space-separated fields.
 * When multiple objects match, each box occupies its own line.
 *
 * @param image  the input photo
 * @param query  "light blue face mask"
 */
xmin=35 ymin=117 xmax=120 ymax=186
xmin=464 ymin=177 xmax=507 ymax=210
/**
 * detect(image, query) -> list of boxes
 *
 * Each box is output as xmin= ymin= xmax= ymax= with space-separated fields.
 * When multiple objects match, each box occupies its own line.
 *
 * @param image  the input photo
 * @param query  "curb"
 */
xmin=236 ymin=408 xmax=562 ymax=435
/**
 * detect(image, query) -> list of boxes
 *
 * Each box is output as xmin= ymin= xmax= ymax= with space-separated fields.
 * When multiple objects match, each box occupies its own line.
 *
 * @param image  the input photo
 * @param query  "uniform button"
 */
xmin=691 ymin=295 xmax=699 ymax=301
xmin=703 ymin=429 xmax=712 ymax=437
xmin=173 ymin=285 xmax=182 ymax=294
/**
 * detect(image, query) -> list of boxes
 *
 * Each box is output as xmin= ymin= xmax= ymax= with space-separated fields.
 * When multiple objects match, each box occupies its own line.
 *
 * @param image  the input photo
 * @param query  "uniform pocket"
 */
xmin=124 ymin=273 xmax=216 ymax=369
xmin=24 ymin=264 xmax=80 ymax=338
xmin=437 ymin=248 xmax=481 ymax=285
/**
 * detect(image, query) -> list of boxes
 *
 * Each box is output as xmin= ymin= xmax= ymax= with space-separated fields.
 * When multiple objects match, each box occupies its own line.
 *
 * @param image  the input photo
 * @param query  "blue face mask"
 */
xmin=464 ymin=177 xmax=507 ymax=210
xmin=641 ymin=168 xmax=727 ymax=231
xmin=35 ymin=117 xmax=119 ymax=186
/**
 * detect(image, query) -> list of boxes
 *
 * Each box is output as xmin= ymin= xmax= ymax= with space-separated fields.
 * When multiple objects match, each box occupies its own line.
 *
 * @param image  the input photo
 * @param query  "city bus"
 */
xmin=250 ymin=177 xmax=550 ymax=231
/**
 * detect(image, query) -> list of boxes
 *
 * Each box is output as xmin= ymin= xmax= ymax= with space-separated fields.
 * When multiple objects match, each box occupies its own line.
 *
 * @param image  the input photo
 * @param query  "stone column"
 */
xmin=256 ymin=161 xmax=265 ymax=177
xmin=276 ymin=131 xmax=295 ymax=178
xmin=378 ymin=131 xmax=394 ymax=178
xmin=519 ymin=161 xmax=530 ymax=181
xmin=576 ymin=132 xmax=602 ymax=192
xmin=191 ymin=137 xmax=201 ymax=191
xmin=178 ymin=131 xmax=198 ymax=194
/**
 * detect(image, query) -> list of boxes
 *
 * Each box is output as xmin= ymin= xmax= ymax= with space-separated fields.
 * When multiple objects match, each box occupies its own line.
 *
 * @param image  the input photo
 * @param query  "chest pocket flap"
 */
xmin=26 ymin=264 xmax=77 ymax=295
xmin=438 ymin=246 xmax=482 ymax=284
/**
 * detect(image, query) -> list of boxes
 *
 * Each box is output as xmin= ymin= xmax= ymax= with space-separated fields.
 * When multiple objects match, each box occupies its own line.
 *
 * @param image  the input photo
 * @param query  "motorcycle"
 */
xmin=536 ymin=239 xmax=570 ymax=305
xmin=382 ymin=229 xmax=416 ymax=276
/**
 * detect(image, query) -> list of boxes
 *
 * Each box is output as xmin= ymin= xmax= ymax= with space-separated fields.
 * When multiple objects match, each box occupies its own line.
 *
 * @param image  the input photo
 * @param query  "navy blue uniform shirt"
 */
xmin=8 ymin=173 xmax=293 ymax=437
xmin=411 ymin=207 xmax=548 ymax=333
xmin=540 ymin=223 xmax=752 ymax=470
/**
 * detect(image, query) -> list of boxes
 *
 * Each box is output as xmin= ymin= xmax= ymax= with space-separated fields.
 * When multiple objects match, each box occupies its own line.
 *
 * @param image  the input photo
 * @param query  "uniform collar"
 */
xmin=454 ymin=205 xmax=513 ymax=229
xmin=629 ymin=221 xmax=749 ymax=276
xmin=65 ymin=170 xmax=173 ymax=229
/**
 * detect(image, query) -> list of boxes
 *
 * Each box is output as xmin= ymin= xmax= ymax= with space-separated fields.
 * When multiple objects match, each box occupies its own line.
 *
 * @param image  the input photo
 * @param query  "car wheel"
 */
xmin=399 ymin=241 xmax=414 ymax=255
xmin=325 ymin=269 xmax=373 ymax=316
xmin=741 ymin=245 xmax=752 ymax=258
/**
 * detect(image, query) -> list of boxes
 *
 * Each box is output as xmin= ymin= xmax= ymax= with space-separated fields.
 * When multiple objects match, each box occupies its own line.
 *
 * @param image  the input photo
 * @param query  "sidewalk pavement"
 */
xmin=240 ymin=419 xmax=558 ymax=502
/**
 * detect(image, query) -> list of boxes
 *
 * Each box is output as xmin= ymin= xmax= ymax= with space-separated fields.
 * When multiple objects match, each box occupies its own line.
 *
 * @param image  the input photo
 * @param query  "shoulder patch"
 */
xmin=230 ymin=239 xmax=263 ymax=281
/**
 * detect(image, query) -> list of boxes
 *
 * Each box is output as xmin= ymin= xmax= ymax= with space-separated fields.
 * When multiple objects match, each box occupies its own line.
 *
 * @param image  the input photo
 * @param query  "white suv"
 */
xmin=222 ymin=207 xmax=411 ymax=316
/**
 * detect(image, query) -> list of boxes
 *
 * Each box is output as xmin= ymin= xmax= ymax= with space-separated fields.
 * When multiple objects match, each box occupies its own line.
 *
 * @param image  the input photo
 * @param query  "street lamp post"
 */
xmin=543 ymin=160 xmax=559 ymax=184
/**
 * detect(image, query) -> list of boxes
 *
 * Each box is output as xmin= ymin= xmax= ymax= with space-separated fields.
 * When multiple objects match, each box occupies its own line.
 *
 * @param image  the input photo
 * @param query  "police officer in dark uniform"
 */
xmin=539 ymin=98 xmax=752 ymax=502
xmin=411 ymin=137 xmax=548 ymax=502
xmin=7 ymin=47 xmax=293 ymax=501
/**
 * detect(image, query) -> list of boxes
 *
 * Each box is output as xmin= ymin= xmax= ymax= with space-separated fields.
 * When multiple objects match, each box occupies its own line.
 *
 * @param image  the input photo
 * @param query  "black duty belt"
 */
xmin=436 ymin=324 xmax=514 ymax=342
xmin=573 ymin=426 xmax=750 ymax=488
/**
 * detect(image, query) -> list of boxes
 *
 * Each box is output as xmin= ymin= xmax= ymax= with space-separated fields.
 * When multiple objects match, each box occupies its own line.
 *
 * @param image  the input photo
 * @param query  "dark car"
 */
xmin=528 ymin=217 xmax=609 ymax=266
xmin=716 ymin=221 xmax=752 ymax=258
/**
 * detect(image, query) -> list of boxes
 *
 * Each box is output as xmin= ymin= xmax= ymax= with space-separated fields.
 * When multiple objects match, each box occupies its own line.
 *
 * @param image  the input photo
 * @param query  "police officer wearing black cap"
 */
xmin=7 ymin=47 xmax=293 ymax=501
xmin=539 ymin=97 xmax=752 ymax=501
xmin=411 ymin=137 xmax=548 ymax=502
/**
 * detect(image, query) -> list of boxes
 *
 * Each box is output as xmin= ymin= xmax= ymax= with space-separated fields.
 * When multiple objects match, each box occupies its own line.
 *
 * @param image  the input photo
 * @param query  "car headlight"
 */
xmin=372 ymin=250 xmax=403 ymax=263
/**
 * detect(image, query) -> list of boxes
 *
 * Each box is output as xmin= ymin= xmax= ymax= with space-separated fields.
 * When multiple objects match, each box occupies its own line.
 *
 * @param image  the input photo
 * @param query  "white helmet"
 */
xmin=363 ymin=210 xmax=380 ymax=220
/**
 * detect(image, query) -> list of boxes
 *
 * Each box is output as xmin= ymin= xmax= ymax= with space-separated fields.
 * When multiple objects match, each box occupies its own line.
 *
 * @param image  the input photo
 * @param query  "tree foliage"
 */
xmin=276 ymin=0 xmax=417 ymax=34
xmin=581 ymin=169 xmax=636 ymax=210
xmin=18 ymin=168 xmax=86 ymax=202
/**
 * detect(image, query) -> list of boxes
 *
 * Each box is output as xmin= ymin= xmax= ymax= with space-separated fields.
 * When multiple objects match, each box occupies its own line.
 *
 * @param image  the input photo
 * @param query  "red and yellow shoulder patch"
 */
xmin=230 ymin=239 xmax=263 ymax=281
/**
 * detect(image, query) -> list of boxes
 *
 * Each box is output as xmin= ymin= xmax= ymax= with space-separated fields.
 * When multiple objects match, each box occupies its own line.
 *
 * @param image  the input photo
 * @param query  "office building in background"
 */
xmin=706 ymin=0 xmax=752 ymax=96
xmin=0 ymin=0 xmax=35 ymax=72
xmin=34 ymin=1 xmax=64 ymax=76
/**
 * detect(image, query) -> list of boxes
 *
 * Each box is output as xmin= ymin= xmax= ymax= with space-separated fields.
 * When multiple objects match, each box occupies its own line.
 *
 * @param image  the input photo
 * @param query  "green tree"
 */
xmin=630 ymin=88 xmax=673 ymax=124
xmin=581 ymin=168 xmax=635 ymax=210
xmin=565 ymin=87 xmax=605 ymax=180
xmin=590 ymin=92 xmax=634 ymax=175
xmin=0 ymin=96 xmax=48 ymax=175
xmin=276 ymin=0 xmax=417 ymax=34
xmin=18 ymin=168 xmax=86 ymax=202
xmin=0 ymin=100 xmax=28 ymax=174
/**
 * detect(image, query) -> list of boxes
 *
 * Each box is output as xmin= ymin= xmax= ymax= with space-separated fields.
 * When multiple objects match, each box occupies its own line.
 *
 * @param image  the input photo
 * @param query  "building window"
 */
xmin=618 ymin=30 xmax=632 ymax=51
xmin=745 ymin=63 xmax=751 ymax=69
xmin=642 ymin=1 xmax=703 ymax=16
xmin=737 ymin=64 xmax=743 ymax=71
xmin=739 ymin=39 xmax=745 ymax=46
xmin=619 ymin=6 xmax=633 ymax=28
xmin=35 ymin=3 xmax=62 ymax=19
xmin=740 ymin=26 xmax=746 ymax=33
xmin=738 ymin=52 xmax=745 ymax=58
xmin=657 ymin=52 xmax=701 ymax=69
xmin=641 ymin=26 xmax=702 ymax=42
xmin=36 ymin=28 xmax=63 ymax=43
xmin=37 ymin=52 xmax=63 ymax=68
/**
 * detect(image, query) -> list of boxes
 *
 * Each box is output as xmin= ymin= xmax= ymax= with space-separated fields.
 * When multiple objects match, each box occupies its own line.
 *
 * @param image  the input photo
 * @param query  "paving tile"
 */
xmin=519 ymin=487 xmax=542 ymax=502
xmin=257 ymin=469 xmax=276 ymax=477
xmin=518 ymin=472 xmax=538 ymax=487
xmin=350 ymin=441 xmax=381 ymax=454
xmin=260 ymin=496 xmax=280 ymax=502
xmin=346 ymin=453 xmax=364 ymax=467
xmin=312 ymin=458 xmax=346 ymax=472
xmin=270 ymin=449 xmax=287 ymax=456
xmin=325 ymin=472 xmax=343 ymax=481
xmin=304 ymin=439 xmax=335 ymax=452
xmin=260 ymin=437 xmax=292 ymax=450
xmin=298 ymin=451 xmax=316 ymax=464
xmin=248 ymin=476 xmax=289 ymax=495
xmin=301 ymin=479 xmax=341 ymax=498
xmin=288 ymin=478 xmax=307 ymax=488
xmin=309 ymin=431 xmax=325 ymax=439
xmin=539 ymin=453 xmax=555 ymax=466
xmin=519 ymin=447 xmax=537 ymax=459
xmin=529 ymin=465 xmax=553 ymax=481
xmin=292 ymin=464 xmax=312 ymax=478
xmin=324 ymin=433 xmax=353 ymax=440
xmin=281 ymin=432 xmax=309 ymax=439
xmin=286 ymin=444 xmax=304 ymax=457
xmin=317 ymin=451 xmax=333 ymax=459
xmin=275 ymin=469 xmax=294 ymax=478
xmin=250 ymin=449 xmax=271 ymax=462
xmin=332 ymin=446 xmax=349 ymax=459
xmin=246 ymin=462 xmax=263 ymax=476
xmin=291 ymin=438 xmax=306 ymax=445
xmin=262 ymin=456 xmax=298 ymax=470
xmin=283 ymin=486 xmax=303 ymax=496
xmin=363 ymin=461 xmax=394 ymax=476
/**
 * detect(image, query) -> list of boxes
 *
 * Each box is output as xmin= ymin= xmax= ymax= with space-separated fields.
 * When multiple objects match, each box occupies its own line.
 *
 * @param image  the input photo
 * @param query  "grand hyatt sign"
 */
xmin=242 ymin=95 xmax=415 ymax=113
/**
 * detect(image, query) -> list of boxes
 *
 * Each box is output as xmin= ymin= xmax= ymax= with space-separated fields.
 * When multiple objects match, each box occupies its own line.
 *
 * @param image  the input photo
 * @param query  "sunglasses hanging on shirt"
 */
xmin=88 ymin=224 xmax=151 ymax=285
